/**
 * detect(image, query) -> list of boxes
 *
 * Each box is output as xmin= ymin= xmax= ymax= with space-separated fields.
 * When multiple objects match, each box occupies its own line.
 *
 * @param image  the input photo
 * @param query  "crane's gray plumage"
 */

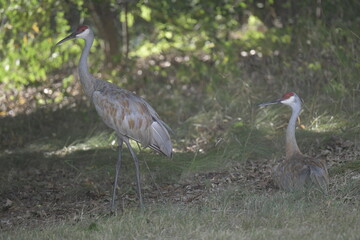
xmin=56 ymin=25 xmax=172 ymax=210
xmin=259 ymin=92 xmax=329 ymax=192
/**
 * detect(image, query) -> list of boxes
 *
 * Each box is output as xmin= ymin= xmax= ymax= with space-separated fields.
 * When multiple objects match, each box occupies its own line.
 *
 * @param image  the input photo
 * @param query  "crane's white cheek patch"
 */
xmin=76 ymin=29 xmax=90 ymax=38
xmin=281 ymin=96 xmax=295 ymax=105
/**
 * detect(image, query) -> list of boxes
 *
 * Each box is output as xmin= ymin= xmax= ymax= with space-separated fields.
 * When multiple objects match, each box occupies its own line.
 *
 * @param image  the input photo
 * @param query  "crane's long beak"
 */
xmin=258 ymin=99 xmax=281 ymax=108
xmin=55 ymin=32 xmax=76 ymax=46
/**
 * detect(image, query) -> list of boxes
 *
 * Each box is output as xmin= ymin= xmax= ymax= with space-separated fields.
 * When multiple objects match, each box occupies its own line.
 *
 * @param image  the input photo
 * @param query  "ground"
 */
xmin=0 ymin=70 xmax=360 ymax=236
xmin=1 ymin=120 xmax=358 ymax=231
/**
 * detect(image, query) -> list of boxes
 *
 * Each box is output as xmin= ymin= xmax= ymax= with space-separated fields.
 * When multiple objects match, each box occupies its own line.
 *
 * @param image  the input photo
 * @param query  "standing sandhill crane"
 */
xmin=259 ymin=92 xmax=329 ymax=192
xmin=56 ymin=25 xmax=172 ymax=210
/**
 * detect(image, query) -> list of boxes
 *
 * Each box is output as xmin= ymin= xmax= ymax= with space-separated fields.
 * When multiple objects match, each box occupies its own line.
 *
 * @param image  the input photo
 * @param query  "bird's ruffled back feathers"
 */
xmin=309 ymin=165 xmax=329 ymax=193
xmin=143 ymin=101 xmax=173 ymax=157
xmin=274 ymin=154 xmax=329 ymax=192
xmin=149 ymin=121 xmax=172 ymax=157
xmin=92 ymin=83 xmax=172 ymax=157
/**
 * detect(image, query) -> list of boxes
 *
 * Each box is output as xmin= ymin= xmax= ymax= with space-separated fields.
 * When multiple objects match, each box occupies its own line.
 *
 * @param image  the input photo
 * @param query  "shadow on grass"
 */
xmin=0 ymin=101 xmax=106 ymax=151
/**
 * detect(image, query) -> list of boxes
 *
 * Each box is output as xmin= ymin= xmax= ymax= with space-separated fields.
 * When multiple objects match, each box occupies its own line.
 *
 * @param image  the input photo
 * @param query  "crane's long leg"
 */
xmin=124 ymin=138 xmax=144 ymax=209
xmin=111 ymin=137 xmax=123 ymax=212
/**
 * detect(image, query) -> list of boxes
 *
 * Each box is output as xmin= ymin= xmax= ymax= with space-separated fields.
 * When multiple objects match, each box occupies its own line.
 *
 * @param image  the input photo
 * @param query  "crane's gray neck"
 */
xmin=285 ymin=102 xmax=302 ymax=158
xmin=78 ymin=34 xmax=96 ymax=98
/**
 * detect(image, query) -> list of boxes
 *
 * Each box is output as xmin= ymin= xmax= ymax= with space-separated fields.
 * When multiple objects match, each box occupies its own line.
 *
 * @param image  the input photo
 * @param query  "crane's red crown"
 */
xmin=76 ymin=25 xmax=88 ymax=34
xmin=281 ymin=92 xmax=295 ymax=100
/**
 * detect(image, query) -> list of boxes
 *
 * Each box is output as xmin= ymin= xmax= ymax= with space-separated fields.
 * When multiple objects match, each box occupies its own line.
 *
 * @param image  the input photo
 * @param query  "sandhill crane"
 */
xmin=56 ymin=25 xmax=173 ymax=210
xmin=259 ymin=92 xmax=329 ymax=192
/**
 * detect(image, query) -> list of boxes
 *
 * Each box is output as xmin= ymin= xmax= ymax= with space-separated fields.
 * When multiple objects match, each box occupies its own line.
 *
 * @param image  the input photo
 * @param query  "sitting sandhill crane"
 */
xmin=259 ymin=92 xmax=329 ymax=192
xmin=56 ymin=25 xmax=172 ymax=210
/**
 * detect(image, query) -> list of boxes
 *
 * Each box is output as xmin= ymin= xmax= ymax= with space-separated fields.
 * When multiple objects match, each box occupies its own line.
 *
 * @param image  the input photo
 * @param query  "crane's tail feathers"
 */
xmin=150 ymin=121 xmax=172 ymax=157
xmin=148 ymin=145 xmax=172 ymax=158
xmin=159 ymin=119 xmax=175 ymax=135
xmin=309 ymin=166 xmax=329 ymax=193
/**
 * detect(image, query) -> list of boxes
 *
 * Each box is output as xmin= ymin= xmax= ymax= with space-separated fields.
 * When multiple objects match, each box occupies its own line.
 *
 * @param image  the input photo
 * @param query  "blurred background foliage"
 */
xmin=0 ymin=0 xmax=360 ymax=137
xmin=0 ymin=0 xmax=359 ymax=88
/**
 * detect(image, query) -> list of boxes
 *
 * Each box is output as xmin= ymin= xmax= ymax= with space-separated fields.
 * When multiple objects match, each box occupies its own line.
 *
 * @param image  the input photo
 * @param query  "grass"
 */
xmin=2 ymin=182 xmax=360 ymax=240
xmin=1 ymin=109 xmax=359 ymax=239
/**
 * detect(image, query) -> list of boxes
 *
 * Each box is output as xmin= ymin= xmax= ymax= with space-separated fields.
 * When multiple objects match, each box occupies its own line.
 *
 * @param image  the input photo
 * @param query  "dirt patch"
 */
xmin=0 ymin=157 xmax=276 ymax=231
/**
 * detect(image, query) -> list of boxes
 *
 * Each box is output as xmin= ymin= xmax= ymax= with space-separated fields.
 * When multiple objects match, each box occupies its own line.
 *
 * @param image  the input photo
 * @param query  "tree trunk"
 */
xmin=121 ymin=1 xmax=129 ymax=60
xmin=87 ymin=0 xmax=120 ymax=66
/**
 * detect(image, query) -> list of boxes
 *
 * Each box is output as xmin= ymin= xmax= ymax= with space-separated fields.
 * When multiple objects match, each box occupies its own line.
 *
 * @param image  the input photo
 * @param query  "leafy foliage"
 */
xmin=0 ymin=1 xmax=64 ymax=86
xmin=1 ymin=0 xmax=359 ymax=94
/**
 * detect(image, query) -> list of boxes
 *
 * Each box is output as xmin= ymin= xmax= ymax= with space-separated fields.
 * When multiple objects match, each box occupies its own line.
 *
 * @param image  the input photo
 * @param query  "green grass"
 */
xmin=1 ymin=115 xmax=359 ymax=239
xmin=1 ymin=75 xmax=360 ymax=239
xmin=2 ymin=182 xmax=360 ymax=240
